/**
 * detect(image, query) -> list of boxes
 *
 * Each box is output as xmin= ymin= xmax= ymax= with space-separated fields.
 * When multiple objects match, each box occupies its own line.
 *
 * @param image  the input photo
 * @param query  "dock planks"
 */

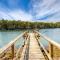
xmin=28 ymin=33 xmax=45 ymax=60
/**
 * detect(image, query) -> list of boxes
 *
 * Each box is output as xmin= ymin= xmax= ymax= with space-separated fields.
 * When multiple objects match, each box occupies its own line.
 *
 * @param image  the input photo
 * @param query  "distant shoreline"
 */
xmin=0 ymin=20 xmax=60 ymax=30
xmin=0 ymin=27 xmax=59 ymax=30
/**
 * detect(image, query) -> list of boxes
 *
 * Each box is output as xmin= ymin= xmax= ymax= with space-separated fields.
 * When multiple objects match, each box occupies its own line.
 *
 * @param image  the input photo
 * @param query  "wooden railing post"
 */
xmin=49 ymin=43 xmax=53 ymax=59
xmin=11 ymin=44 xmax=14 ymax=59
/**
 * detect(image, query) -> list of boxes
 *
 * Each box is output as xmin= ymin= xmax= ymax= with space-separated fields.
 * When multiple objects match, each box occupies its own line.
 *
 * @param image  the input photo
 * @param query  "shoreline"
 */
xmin=0 ymin=28 xmax=59 ymax=31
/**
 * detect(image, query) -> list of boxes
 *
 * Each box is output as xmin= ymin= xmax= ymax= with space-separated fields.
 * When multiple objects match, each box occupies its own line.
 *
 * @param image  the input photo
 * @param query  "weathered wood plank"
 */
xmin=29 ymin=33 xmax=45 ymax=60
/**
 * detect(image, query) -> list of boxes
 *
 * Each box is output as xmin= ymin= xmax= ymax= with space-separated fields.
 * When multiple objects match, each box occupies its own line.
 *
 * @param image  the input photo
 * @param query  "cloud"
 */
xmin=9 ymin=10 xmax=33 ymax=21
xmin=30 ymin=0 xmax=60 ymax=22
xmin=0 ymin=9 xmax=33 ymax=21
xmin=0 ymin=0 xmax=60 ymax=22
xmin=0 ymin=11 xmax=12 ymax=20
xmin=0 ymin=0 xmax=33 ymax=21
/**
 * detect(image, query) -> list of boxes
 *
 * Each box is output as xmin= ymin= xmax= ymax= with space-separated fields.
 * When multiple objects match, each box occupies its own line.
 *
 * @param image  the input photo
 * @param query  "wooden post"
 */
xmin=11 ymin=44 xmax=14 ymax=59
xmin=49 ymin=43 xmax=53 ymax=59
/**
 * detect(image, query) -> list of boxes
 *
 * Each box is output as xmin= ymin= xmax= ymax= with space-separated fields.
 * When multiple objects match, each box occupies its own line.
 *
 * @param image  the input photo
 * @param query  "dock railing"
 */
xmin=20 ymin=34 xmax=30 ymax=60
xmin=0 ymin=31 xmax=29 ymax=60
xmin=34 ymin=30 xmax=60 ymax=60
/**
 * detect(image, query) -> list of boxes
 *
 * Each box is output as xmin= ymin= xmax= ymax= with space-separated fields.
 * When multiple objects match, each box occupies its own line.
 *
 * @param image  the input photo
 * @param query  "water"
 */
xmin=0 ymin=30 xmax=24 ymax=48
xmin=39 ymin=28 xmax=60 ymax=48
xmin=0 ymin=28 xmax=60 ymax=48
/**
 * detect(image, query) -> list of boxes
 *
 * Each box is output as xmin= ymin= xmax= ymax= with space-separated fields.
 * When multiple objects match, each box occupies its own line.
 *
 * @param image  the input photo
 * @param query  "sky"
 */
xmin=0 ymin=0 xmax=60 ymax=22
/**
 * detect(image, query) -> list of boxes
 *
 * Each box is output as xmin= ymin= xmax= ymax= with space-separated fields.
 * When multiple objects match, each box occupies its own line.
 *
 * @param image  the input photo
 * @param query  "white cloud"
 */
xmin=30 ymin=0 xmax=60 ymax=22
xmin=9 ymin=10 xmax=33 ymax=21
xmin=0 ymin=0 xmax=33 ymax=21
xmin=0 ymin=10 xmax=33 ymax=21
xmin=0 ymin=0 xmax=60 ymax=22
xmin=0 ymin=11 xmax=12 ymax=20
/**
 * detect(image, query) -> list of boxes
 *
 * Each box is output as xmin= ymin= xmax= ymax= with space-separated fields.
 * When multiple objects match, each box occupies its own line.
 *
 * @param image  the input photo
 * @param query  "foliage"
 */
xmin=0 ymin=19 xmax=60 ymax=30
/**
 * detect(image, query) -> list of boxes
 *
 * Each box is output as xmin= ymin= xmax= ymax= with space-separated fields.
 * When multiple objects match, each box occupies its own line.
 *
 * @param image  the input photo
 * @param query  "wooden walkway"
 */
xmin=0 ymin=31 xmax=60 ymax=60
xmin=29 ymin=33 xmax=45 ymax=60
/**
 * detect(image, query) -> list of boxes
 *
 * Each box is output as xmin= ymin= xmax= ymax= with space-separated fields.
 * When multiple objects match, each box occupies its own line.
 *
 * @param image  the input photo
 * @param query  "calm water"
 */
xmin=39 ymin=28 xmax=60 ymax=47
xmin=0 ymin=28 xmax=60 ymax=48
xmin=0 ymin=30 xmax=25 ymax=48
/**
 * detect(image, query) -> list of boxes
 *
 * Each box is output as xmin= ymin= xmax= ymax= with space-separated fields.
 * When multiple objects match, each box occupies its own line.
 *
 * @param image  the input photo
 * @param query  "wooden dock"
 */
xmin=0 ymin=31 xmax=60 ymax=60
xmin=29 ymin=33 xmax=45 ymax=60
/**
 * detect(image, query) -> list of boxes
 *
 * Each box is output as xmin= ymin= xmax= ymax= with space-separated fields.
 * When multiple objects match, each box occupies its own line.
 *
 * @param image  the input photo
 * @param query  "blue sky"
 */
xmin=0 ymin=0 xmax=60 ymax=22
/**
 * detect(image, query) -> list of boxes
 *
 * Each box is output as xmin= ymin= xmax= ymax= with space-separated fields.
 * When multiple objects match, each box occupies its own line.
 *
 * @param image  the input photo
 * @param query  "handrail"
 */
xmin=34 ymin=31 xmax=60 ymax=49
xmin=34 ymin=30 xmax=60 ymax=60
xmin=20 ymin=35 xmax=30 ymax=60
xmin=13 ymin=33 xmax=30 ymax=60
xmin=35 ymin=33 xmax=52 ymax=60
xmin=40 ymin=42 xmax=52 ymax=60
xmin=0 ymin=31 xmax=27 ymax=55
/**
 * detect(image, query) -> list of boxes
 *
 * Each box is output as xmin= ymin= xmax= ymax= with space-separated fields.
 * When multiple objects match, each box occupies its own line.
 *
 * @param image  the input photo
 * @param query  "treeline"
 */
xmin=0 ymin=20 xmax=60 ymax=30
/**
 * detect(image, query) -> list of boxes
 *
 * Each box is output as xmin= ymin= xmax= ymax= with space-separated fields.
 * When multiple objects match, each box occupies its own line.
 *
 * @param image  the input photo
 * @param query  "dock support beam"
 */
xmin=11 ymin=44 xmax=14 ymax=59
xmin=49 ymin=43 xmax=53 ymax=59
